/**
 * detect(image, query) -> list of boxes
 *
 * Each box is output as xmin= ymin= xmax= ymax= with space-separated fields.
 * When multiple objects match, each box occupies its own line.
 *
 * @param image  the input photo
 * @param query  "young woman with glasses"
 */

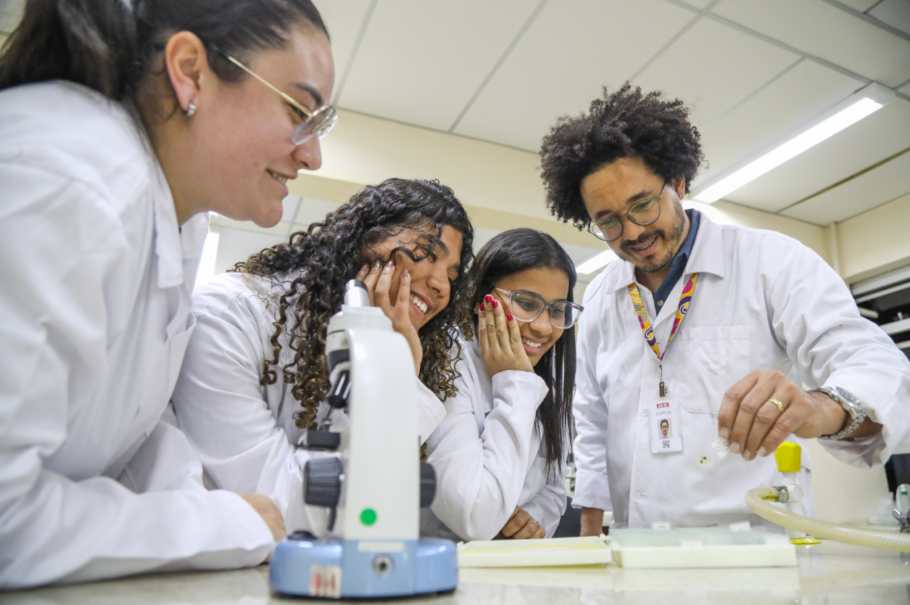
xmin=0 ymin=0 xmax=336 ymax=587
xmin=423 ymin=229 xmax=582 ymax=541
xmin=171 ymin=178 xmax=474 ymax=538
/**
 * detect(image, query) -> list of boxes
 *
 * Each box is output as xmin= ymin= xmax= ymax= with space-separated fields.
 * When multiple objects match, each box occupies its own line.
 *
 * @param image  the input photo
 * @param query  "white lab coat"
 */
xmin=171 ymin=271 xmax=448 ymax=535
xmin=424 ymin=334 xmax=568 ymax=541
xmin=0 ymin=82 xmax=273 ymax=588
xmin=572 ymin=212 xmax=910 ymax=529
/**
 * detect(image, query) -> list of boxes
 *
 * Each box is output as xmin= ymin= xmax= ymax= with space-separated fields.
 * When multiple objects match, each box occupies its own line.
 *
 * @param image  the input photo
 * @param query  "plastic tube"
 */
xmin=746 ymin=487 xmax=910 ymax=553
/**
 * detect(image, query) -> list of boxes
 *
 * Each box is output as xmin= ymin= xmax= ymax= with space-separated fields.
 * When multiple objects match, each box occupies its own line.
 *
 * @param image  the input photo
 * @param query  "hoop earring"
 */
xmin=184 ymin=101 xmax=197 ymax=118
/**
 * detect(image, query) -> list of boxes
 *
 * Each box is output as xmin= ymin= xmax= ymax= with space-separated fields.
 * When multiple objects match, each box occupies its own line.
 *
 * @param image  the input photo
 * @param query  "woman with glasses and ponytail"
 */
xmin=423 ymin=229 xmax=583 ymax=542
xmin=0 ymin=0 xmax=337 ymax=588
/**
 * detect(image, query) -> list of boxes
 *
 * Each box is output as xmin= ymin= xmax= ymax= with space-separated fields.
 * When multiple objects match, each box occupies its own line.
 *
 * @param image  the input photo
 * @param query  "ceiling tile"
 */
xmin=674 ymin=0 xmax=716 ymax=9
xmin=337 ymin=0 xmax=541 ymax=131
xmin=633 ymin=18 xmax=800 ymax=126
xmin=453 ymin=0 xmax=694 ymax=151
xmin=313 ymin=0 xmax=374 ymax=103
xmin=869 ymin=0 xmax=910 ymax=36
xmin=781 ymin=150 xmax=910 ymax=225
xmin=694 ymin=60 xmax=864 ymax=190
xmin=723 ymin=97 xmax=910 ymax=212
xmin=711 ymin=0 xmax=910 ymax=88
xmin=831 ymin=0 xmax=882 ymax=12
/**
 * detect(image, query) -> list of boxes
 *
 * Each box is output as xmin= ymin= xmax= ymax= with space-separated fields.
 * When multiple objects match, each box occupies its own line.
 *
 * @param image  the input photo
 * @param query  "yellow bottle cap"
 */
xmin=774 ymin=443 xmax=801 ymax=473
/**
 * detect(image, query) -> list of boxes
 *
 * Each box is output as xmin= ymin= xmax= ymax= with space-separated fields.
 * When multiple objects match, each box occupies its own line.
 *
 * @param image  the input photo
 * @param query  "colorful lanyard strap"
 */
xmin=628 ymin=273 xmax=698 ymax=396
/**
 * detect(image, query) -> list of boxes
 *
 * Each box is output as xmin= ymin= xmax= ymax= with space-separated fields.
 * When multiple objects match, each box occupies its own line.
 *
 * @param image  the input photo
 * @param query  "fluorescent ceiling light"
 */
xmin=694 ymin=83 xmax=894 ymax=203
xmin=577 ymin=249 xmax=618 ymax=275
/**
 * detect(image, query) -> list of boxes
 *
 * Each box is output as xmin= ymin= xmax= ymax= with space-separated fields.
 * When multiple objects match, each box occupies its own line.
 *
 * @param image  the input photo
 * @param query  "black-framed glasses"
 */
xmin=214 ymin=48 xmax=338 ymax=145
xmin=587 ymin=182 xmax=667 ymax=242
xmin=495 ymin=288 xmax=584 ymax=329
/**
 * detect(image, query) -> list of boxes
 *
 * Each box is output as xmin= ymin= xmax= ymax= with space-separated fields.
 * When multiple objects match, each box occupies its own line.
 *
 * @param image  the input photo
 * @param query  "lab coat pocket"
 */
xmin=166 ymin=311 xmax=197 ymax=393
xmin=675 ymin=326 xmax=750 ymax=414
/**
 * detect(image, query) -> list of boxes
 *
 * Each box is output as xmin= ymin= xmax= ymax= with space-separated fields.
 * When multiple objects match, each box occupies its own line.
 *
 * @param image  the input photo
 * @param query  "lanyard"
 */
xmin=628 ymin=273 xmax=698 ymax=397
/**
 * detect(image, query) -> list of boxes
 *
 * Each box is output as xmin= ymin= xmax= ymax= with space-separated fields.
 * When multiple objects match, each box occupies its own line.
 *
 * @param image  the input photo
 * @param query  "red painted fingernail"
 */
xmin=506 ymin=313 xmax=513 ymax=321
xmin=485 ymin=295 xmax=493 ymax=303
xmin=492 ymin=300 xmax=499 ymax=309
xmin=480 ymin=303 xmax=485 ymax=311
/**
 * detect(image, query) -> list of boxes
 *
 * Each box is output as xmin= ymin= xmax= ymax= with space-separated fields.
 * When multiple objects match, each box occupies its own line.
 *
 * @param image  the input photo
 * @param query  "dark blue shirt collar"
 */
xmin=652 ymin=209 xmax=700 ymax=316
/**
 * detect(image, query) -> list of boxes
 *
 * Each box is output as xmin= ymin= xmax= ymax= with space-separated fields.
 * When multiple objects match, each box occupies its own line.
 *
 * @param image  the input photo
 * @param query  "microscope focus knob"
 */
xmin=420 ymin=462 xmax=436 ymax=508
xmin=304 ymin=457 xmax=343 ymax=507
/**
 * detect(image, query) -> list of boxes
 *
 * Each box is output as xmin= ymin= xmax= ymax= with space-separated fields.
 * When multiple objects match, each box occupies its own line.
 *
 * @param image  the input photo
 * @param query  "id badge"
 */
xmin=649 ymin=399 xmax=683 ymax=454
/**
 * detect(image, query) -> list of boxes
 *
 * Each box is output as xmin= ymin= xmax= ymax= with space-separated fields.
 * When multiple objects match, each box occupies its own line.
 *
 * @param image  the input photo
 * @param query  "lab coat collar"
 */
xmin=150 ymin=154 xmax=209 ymax=289
xmin=599 ymin=210 xmax=725 ymax=295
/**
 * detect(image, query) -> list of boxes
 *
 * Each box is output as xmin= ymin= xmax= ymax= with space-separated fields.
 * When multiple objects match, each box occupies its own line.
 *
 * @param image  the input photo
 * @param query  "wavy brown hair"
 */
xmin=233 ymin=178 xmax=475 ymax=429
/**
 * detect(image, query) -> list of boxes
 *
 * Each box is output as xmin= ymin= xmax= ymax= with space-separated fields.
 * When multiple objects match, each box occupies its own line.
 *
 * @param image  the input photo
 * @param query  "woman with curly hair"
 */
xmin=423 ymin=229 xmax=581 ymax=541
xmin=172 ymin=178 xmax=474 ymax=535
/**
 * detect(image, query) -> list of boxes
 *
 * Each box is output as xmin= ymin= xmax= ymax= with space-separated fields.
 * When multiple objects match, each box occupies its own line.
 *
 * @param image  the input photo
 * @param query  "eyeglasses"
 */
xmin=495 ymin=288 xmax=584 ymax=329
xmin=215 ymin=49 xmax=339 ymax=145
xmin=587 ymin=182 xmax=667 ymax=242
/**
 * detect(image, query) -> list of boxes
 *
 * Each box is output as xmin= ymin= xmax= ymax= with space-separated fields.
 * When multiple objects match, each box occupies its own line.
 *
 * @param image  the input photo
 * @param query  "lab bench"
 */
xmin=1 ymin=541 xmax=908 ymax=604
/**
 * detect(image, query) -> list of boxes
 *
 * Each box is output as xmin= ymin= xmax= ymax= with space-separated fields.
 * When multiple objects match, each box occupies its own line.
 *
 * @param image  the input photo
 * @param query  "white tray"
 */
xmin=457 ymin=536 xmax=612 ymax=568
xmin=609 ymin=528 xmax=797 ymax=568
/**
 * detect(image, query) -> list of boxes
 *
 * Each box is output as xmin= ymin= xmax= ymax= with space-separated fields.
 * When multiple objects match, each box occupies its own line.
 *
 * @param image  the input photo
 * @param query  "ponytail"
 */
xmin=0 ymin=0 xmax=136 ymax=98
xmin=0 ymin=0 xmax=329 ymax=101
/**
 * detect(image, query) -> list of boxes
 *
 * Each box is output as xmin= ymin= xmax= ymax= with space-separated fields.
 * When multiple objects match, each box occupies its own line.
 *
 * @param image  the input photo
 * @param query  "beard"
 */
xmin=619 ymin=202 xmax=687 ymax=274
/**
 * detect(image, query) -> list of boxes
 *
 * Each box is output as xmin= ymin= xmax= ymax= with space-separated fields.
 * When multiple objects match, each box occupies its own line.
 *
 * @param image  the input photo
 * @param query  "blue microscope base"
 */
xmin=269 ymin=537 xmax=458 ymax=598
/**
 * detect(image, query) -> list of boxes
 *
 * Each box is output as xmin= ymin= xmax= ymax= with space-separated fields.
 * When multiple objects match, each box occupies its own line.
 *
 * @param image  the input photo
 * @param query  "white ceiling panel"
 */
xmin=337 ymin=0 xmax=541 ymax=131
xmin=901 ymin=82 xmax=910 ymax=96
xmin=673 ymin=0 xmax=716 ymax=9
xmin=869 ymin=0 xmax=910 ymax=36
xmin=723 ymin=97 xmax=910 ymax=212
xmin=453 ymin=0 xmax=694 ymax=151
xmin=831 ymin=0 xmax=882 ymax=11
xmin=711 ymin=0 xmax=910 ymax=88
xmin=781 ymin=150 xmax=910 ymax=225
xmin=633 ymin=18 xmax=799 ymax=126
xmin=314 ymin=0 xmax=373 ymax=103
xmin=694 ymin=60 xmax=864 ymax=190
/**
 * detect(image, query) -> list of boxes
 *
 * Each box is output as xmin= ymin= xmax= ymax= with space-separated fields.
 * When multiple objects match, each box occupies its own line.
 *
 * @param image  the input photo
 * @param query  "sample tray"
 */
xmin=457 ymin=536 xmax=612 ymax=568
xmin=609 ymin=528 xmax=797 ymax=568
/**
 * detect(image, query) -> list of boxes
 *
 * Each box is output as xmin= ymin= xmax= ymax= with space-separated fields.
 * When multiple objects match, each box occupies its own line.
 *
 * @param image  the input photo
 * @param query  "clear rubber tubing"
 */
xmin=746 ymin=487 xmax=910 ymax=553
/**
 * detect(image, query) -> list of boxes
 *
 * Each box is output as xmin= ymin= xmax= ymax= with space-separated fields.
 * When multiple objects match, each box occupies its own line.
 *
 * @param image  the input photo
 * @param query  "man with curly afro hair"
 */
xmin=540 ymin=84 xmax=902 ymax=537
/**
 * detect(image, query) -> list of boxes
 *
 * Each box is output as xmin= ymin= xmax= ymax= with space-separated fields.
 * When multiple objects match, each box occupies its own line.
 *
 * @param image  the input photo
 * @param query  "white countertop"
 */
xmin=1 ymin=541 xmax=908 ymax=604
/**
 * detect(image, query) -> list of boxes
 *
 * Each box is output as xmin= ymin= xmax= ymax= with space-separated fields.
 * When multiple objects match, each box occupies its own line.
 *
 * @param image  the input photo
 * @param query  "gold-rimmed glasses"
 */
xmin=215 ymin=49 xmax=338 ymax=145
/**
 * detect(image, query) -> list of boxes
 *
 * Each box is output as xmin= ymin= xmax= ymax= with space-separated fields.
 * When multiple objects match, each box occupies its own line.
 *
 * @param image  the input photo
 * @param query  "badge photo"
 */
xmin=650 ymin=399 xmax=683 ymax=454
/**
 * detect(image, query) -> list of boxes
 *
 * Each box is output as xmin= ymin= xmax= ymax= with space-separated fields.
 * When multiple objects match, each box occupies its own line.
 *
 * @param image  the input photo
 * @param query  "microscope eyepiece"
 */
xmin=344 ymin=279 xmax=371 ymax=307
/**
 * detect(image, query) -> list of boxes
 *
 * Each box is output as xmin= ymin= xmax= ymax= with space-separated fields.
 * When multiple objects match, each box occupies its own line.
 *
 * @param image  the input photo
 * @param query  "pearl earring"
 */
xmin=184 ymin=101 xmax=197 ymax=118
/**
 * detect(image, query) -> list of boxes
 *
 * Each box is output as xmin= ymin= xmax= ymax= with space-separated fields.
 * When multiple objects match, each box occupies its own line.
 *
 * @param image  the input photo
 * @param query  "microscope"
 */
xmin=269 ymin=280 xmax=459 ymax=598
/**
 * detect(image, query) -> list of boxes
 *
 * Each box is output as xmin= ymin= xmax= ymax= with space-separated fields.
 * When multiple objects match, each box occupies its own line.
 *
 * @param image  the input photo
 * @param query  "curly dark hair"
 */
xmin=539 ymin=83 xmax=704 ymax=229
xmin=233 ymin=178 xmax=475 ymax=429
xmin=466 ymin=229 xmax=576 ymax=477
